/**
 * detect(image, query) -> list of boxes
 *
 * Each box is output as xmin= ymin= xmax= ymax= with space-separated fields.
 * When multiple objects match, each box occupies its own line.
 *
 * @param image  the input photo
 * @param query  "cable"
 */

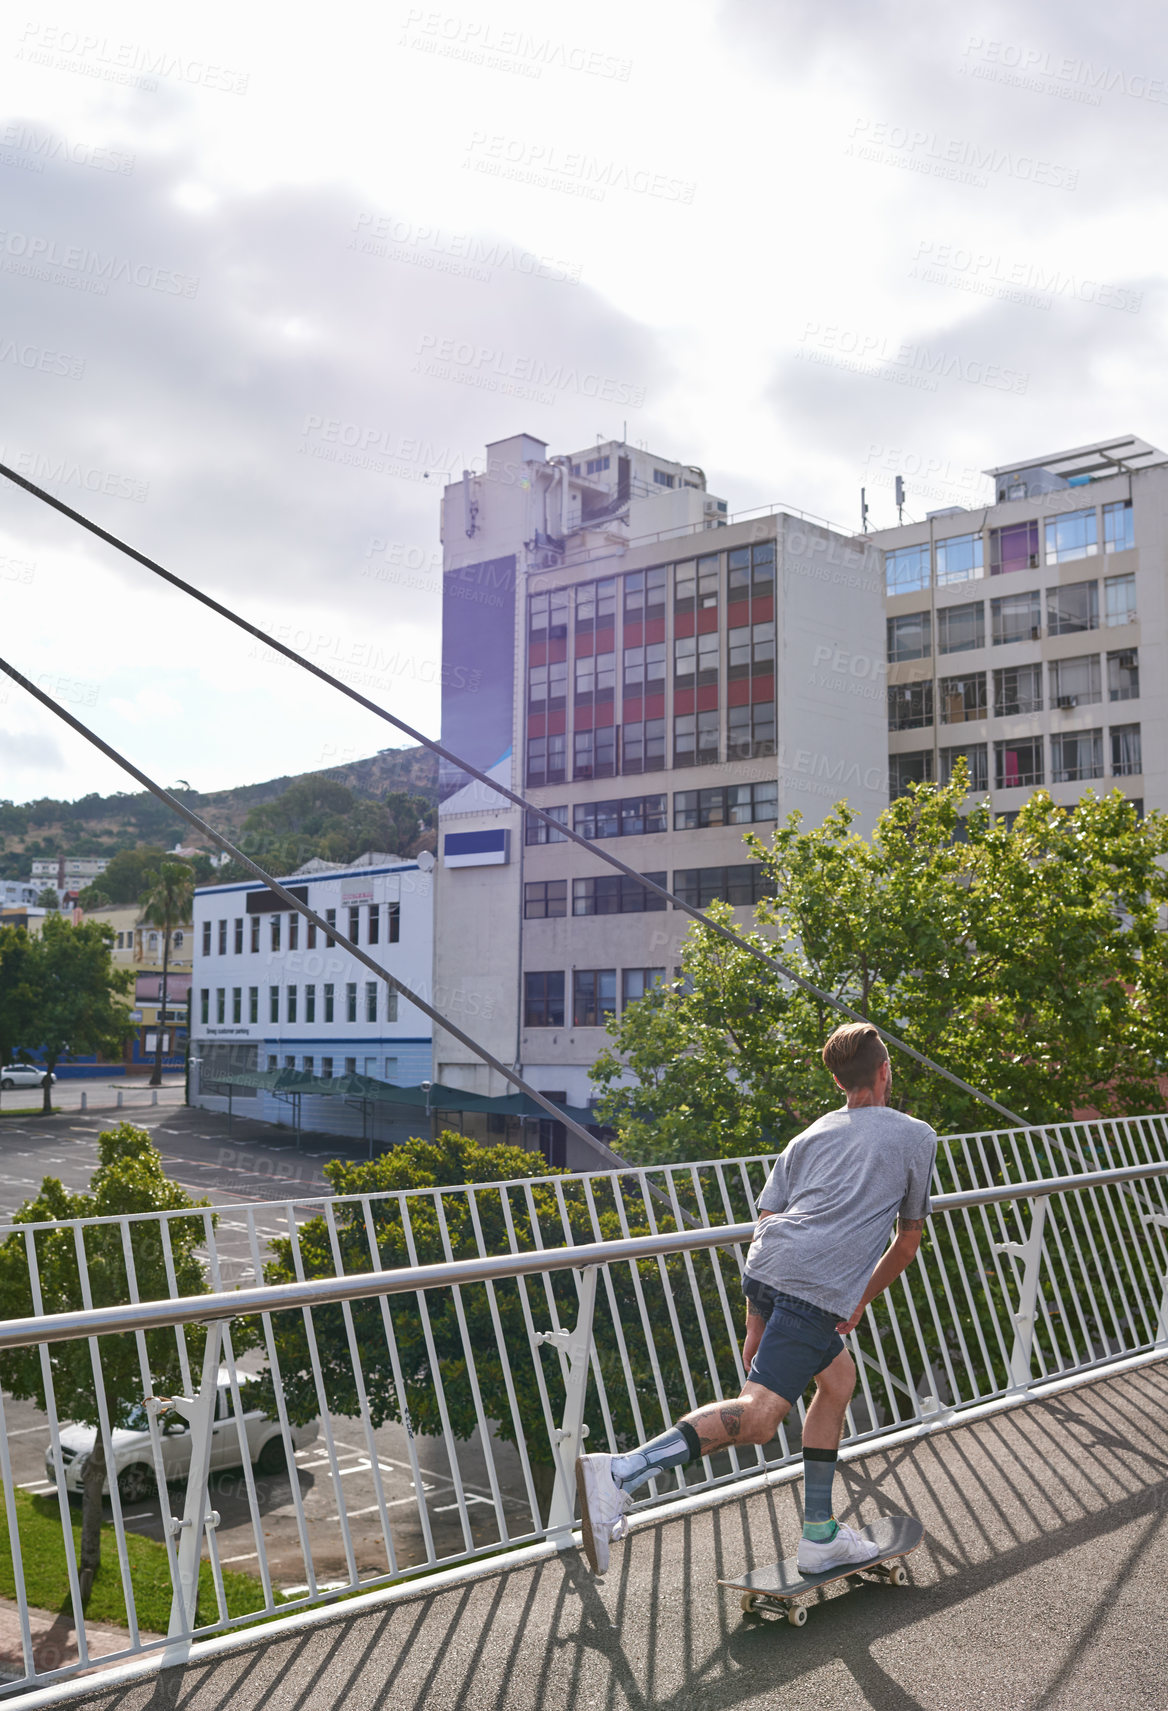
xmin=0 ymin=460 xmax=1025 ymax=1126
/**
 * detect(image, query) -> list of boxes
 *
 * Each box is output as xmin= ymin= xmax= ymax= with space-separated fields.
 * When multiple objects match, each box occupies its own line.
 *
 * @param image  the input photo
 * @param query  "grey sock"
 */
xmin=610 ymin=1424 xmax=696 ymax=1494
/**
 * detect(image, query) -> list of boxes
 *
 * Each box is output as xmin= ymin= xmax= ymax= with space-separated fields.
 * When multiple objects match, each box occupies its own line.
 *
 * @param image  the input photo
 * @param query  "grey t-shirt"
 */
xmin=744 ymin=1105 xmax=937 ymax=1319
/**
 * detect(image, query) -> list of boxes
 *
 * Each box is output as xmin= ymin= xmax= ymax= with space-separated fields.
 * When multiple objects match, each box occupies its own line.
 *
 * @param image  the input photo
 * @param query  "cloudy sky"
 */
xmin=1 ymin=0 xmax=1164 ymax=805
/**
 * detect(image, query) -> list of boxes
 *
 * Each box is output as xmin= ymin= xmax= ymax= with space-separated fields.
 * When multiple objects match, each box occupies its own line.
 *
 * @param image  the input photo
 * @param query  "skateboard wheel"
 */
xmin=787 ymin=1605 xmax=807 ymax=1627
xmin=740 ymin=1594 xmax=759 ymax=1614
xmin=889 ymin=1565 xmax=908 ymax=1586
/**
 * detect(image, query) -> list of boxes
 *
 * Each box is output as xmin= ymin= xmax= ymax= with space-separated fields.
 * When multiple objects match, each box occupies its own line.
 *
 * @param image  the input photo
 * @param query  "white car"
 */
xmin=45 ymin=1371 xmax=319 ymax=1503
xmin=0 ymin=1064 xmax=56 ymax=1090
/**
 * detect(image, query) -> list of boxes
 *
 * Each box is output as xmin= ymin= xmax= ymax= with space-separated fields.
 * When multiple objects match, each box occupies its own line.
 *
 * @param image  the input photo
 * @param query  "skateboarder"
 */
xmin=576 ymin=1021 xmax=937 ymax=1575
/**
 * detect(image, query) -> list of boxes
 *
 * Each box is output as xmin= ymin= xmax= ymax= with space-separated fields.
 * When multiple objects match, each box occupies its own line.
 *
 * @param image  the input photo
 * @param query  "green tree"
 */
xmin=24 ymin=916 xmax=134 ymax=1112
xmin=140 ymin=860 xmax=194 ymax=1087
xmin=0 ymin=1124 xmax=212 ymax=1601
xmin=35 ymin=887 xmax=61 ymax=911
xmin=0 ymin=925 xmax=37 ymax=1097
xmin=592 ymin=775 xmax=1168 ymax=1162
xmin=76 ymin=886 xmax=113 ymax=911
xmin=96 ymin=847 xmax=167 ymax=905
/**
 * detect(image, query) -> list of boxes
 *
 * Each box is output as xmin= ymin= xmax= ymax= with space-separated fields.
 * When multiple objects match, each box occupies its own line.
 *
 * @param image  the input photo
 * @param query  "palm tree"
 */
xmin=140 ymin=861 xmax=194 ymax=1088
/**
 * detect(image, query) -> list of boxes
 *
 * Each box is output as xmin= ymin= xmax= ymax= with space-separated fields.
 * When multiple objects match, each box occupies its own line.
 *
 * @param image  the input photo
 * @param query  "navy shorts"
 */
xmin=743 ymin=1277 xmax=846 ymax=1402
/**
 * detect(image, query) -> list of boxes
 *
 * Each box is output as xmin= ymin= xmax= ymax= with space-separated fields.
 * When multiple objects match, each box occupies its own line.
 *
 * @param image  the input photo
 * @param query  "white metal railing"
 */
xmin=0 ymin=1114 xmax=1167 ymax=1697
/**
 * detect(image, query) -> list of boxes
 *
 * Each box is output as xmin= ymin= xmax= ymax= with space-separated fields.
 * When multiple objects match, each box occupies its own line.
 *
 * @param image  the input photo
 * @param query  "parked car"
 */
xmin=0 ymin=1064 xmax=56 ymax=1090
xmin=44 ymin=1371 xmax=319 ymax=1503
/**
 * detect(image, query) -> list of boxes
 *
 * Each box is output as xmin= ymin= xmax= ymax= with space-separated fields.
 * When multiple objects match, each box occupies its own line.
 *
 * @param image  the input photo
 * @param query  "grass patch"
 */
xmin=0 ymin=1488 xmax=284 ymax=1633
xmin=0 ymin=1107 xmax=60 ymax=1119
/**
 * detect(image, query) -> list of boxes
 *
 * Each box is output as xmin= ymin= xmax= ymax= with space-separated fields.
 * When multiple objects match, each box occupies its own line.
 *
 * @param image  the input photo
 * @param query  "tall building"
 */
xmin=85 ymin=902 xmax=192 ymax=1072
xmin=872 ymin=435 xmax=1162 ymax=824
xmin=433 ymin=433 xmax=887 ymax=1125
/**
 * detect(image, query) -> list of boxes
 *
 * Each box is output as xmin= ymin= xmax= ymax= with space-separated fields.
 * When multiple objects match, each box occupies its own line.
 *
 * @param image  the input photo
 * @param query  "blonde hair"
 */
xmin=822 ymin=1023 xmax=889 ymax=1091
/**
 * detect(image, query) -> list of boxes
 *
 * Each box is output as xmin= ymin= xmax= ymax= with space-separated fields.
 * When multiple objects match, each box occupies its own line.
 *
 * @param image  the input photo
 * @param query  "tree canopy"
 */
xmin=22 ymin=916 xmax=134 ymax=1109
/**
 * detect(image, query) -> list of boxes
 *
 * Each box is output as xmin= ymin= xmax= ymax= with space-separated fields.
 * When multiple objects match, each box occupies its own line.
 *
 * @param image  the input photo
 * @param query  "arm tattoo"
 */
xmin=898 ymin=1216 xmax=925 ymax=1234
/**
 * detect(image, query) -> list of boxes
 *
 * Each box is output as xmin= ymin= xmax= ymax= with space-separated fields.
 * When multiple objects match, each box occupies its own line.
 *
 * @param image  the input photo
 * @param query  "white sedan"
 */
xmin=45 ymin=1371 xmax=319 ymax=1503
xmin=0 ymin=1064 xmax=56 ymax=1090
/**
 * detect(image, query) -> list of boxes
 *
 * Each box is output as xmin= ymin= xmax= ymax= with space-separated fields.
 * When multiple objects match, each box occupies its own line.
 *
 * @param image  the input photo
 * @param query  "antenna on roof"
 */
xmin=860 ymin=486 xmax=870 ymax=533
xmin=895 ymin=475 xmax=905 ymax=523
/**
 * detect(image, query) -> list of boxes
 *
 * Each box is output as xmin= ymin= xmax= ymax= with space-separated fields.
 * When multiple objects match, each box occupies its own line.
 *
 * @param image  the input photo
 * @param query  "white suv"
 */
xmin=0 ymin=1064 xmax=56 ymax=1090
xmin=45 ymin=1371 xmax=319 ymax=1503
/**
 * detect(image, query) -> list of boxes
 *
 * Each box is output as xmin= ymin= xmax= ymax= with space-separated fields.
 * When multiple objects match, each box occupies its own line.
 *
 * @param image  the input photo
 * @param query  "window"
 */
xmin=994 ymin=737 xmax=1043 ymax=789
xmin=573 ymin=795 xmax=666 ymax=839
xmin=653 ymin=468 xmax=675 ymax=487
xmin=622 ymin=717 xmax=665 ymax=774
xmin=622 ymin=968 xmax=666 ymax=1008
xmin=574 ymin=651 xmax=616 ymax=702
xmin=525 ymin=805 xmax=568 ymax=844
xmin=674 ymin=780 xmax=778 ymax=828
xmin=885 ymin=542 xmax=930 ymax=595
xmin=935 ymin=532 xmax=984 ymax=585
xmin=270 ymin=915 xmax=281 ymax=952
xmin=940 ymin=744 xmax=989 ymax=793
xmin=200 ymin=988 xmax=209 ymax=1024
xmin=573 ymin=968 xmax=617 ymax=1026
xmin=993 ymin=664 xmax=1043 ymax=717
xmin=623 ymin=641 xmax=666 ymax=695
xmin=991 ymin=591 xmax=1041 ymax=646
xmin=528 ymin=588 xmax=569 ymax=639
xmin=348 ymin=905 xmax=360 ymax=942
xmin=173 ymin=930 xmax=184 ymax=949
xmin=727 ymin=621 xmax=775 ymax=678
xmin=213 ymin=988 xmax=224 ymax=1023
xmin=528 ymin=659 xmax=569 ymax=711
xmin=1104 ymin=573 xmax=1137 ymax=626
xmin=573 ymin=726 xmax=617 ymax=779
xmin=246 ymin=986 xmax=259 ymax=1023
xmin=267 ymin=1055 xmax=278 ymax=1072
xmin=285 ymin=1056 xmax=296 ymax=1072
xmin=323 ymin=983 xmax=334 ymax=1022
xmin=889 ymin=750 xmax=934 ymax=799
xmin=368 ymin=904 xmax=380 ymax=944
xmin=586 ymin=455 xmax=610 ymax=475
xmin=201 ymin=921 xmax=211 ymax=956
xmin=672 ymin=864 xmax=773 ymax=908
xmin=289 ymin=914 xmax=299 ymax=951
xmin=887 ymin=612 xmax=931 ymax=661
xmin=250 ymin=915 xmax=260 ymax=953
xmin=575 ymin=577 xmax=616 ymax=632
xmin=386 ymin=988 xmax=398 ymax=1022
xmin=727 ymin=540 xmax=776 ymax=598
xmin=888 ymin=682 xmax=933 ymax=731
xmin=674 ymin=710 xmax=720 ymax=766
xmin=1045 ymin=506 xmax=1097 ymax=564
xmin=573 ymin=872 xmax=666 ymax=915
xmin=1111 ymin=723 xmax=1142 ymax=776
xmin=727 ymin=701 xmax=776 ymax=760
xmin=286 ymin=984 xmax=297 ymax=1023
xmin=1107 ymin=648 xmax=1139 ymax=702
xmin=366 ymin=981 xmax=378 ymax=1023
xmin=938 ymin=672 xmax=986 ymax=724
xmin=303 ymin=1056 xmax=314 ymax=1075
xmin=990 ymin=519 xmax=1040 ymax=574
xmin=526 ymin=732 xmax=567 ymax=786
xmin=524 ymin=971 xmax=564 ymax=1027
xmin=346 ymin=982 xmax=357 ymax=1023
xmin=1051 ymin=729 xmax=1103 ymax=783
xmin=216 ymin=919 xmax=226 ymax=955
xmin=1047 ymin=580 xmax=1098 ymax=636
xmin=1049 ymin=654 xmax=1101 ymax=709
xmin=233 ymin=918 xmax=243 ymax=954
xmin=673 ymin=630 xmax=719 ymax=687
xmin=269 ymin=986 xmax=279 ymax=1023
xmin=231 ymin=987 xmax=241 ymax=1023
xmin=303 ymin=984 xmax=314 ymax=1023
xmin=320 ymin=1057 xmax=333 ymax=1080
xmin=524 ymin=879 xmax=567 ymax=919
xmin=623 ymin=565 xmax=667 ymax=622
xmin=673 ymin=554 xmax=719 ymax=613
xmin=1103 ymin=499 xmax=1134 ymax=554
xmin=937 ymin=601 xmax=984 ymax=654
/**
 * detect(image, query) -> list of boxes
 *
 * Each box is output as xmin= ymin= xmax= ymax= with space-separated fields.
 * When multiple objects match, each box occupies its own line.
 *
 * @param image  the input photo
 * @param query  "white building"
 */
xmin=0 ymin=880 xmax=39 ymax=907
xmin=433 ymin=432 xmax=887 ymax=1146
xmin=189 ymin=851 xmax=434 ymax=1143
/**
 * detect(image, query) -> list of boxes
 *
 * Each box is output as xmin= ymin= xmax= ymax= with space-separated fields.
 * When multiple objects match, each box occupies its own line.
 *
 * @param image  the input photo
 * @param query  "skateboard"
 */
xmin=719 ymin=1515 xmax=923 ymax=1627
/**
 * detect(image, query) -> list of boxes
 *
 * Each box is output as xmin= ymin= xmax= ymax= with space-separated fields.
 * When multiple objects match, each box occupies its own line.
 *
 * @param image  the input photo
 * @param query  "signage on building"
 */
xmin=443 ymin=828 xmax=511 ymax=868
xmin=341 ymin=883 xmax=375 ymax=905
xmin=439 ymin=553 xmax=517 ymax=804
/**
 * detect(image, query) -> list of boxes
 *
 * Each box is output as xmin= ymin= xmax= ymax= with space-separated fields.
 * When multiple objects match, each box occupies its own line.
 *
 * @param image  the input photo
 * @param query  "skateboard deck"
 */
xmin=719 ymin=1516 xmax=923 ymax=1626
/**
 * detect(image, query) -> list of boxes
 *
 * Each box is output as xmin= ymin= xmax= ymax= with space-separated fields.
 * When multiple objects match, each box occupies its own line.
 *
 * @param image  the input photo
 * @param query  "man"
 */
xmin=575 ymin=1021 xmax=937 ymax=1575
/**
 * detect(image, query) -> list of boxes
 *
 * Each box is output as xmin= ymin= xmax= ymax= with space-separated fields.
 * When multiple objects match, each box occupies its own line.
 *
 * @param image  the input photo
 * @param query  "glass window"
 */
xmin=201 ymin=921 xmax=211 ymax=956
xmin=671 ymin=864 xmax=773 ymax=908
xmin=935 ymin=532 xmax=984 ymax=585
xmin=623 ymin=565 xmax=666 ymax=621
xmin=387 ymin=902 xmax=400 ymax=944
xmin=248 ymin=986 xmax=258 ymax=1023
xmin=286 ymin=985 xmax=297 ymax=1024
xmin=572 ymin=872 xmax=666 ymax=916
xmin=989 ymin=520 xmax=1040 ymax=575
xmin=250 ymin=915 xmax=260 ymax=953
xmin=269 ymin=986 xmax=279 ymax=1023
xmin=729 ymin=621 xmax=775 ymax=678
xmin=320 ymin=1057 xmax=333 ymax=1080
xmin=991 ymin=591 xmax=1042 ymax=646
xmin=348 ymin=905 xmax=360 ymax=942
xmin=524 ymin=880 xmax=566 ymax=919
xmin=939 ymin=744 xmax=988 ymax=792
xmin=1103 ymin=500 xmax=1134 ymax=554
xmin=994 ymin=737 xmax=1044 ymax=789
xmin=323 ymin=983 xmax=334 ymax=1022
xmin=270 ymin=915 xmax=281 ymax=952
xmin=1049 ymin=655 xmax=1101 ymax=709
xmin=1107 ymin=648 xmax=1139 ymax=702
xmin=217 ymin=919 xmax=226 ymax=955
xmin=623 ymin=641 xmax=665 ymax=694
xmin=573 ymin=968 xmax=617 ymax=1027
xmin=654 ymin=468 xmax=675 ymax=487
xmin=938 ymin=672 xmax=986 ymax=724
xmin=727 ymin=701 xmax=776 ymax=760
xmin=1104 ymin=573 xmax=1137 ymax=626
xmin=368 ymin=904 xmax=380 ymax=944
xmin=528 ymin=588 xmax=569 ymax=639
xmin=325 ymin=908 xmax=336 ymax=947
xmin=575 ymin=578 xmax=616 ymax=632
xmin=525 ymin=806 xmax=568 ymax=845
xmin=622 ymin=718 xmax=665 ymax=774
xmin=233 ymin=918 xmax=243 ymax=954
xmin=673 ymin=633 xmax=696 ymax=684
xmin=888 ymin=750 xmax=934 ymax=799
xmin=573 ymin=726 xmax=616 ymax=780
xmin=937 ymin=601 xmax=985 ymax=654
xmin=524 ymin=970 xmax=564 ymax=1027
xmin=696 ymin=554 xmax=719 ymax=607
xmin=622 ymin=968 xmax=666 ymax=1008
xmin=887 ymin=612 xmax=931 ymax=661
xmin=526 ymin=732 xmax=567 ymax=787
xmin=303 ymin=985 xmax=313 ymax=1023
xmin=200 ymin=988 xmax=209 ymax=1024
xmin=674 ymin=710 xmax=720 ymax=767
xmin=346 ymin=982 xmax=357 ymax=1022
xmin=1047 ymin=580 xmax=1098 ymax=636
xmin=528 ymin=659 xmax=567 ymax=710
xmin=888 ymin=682 xmax=933 ymax=731
xmin=1045 ymin=506 xmax=1098 ymax=564
xmin=288 ymin=914 xmax=299 ymax=951
xmin=366 ymin=981 xmax=378 ymax=1023
xmin=885 ymin=542 xmax=930 ymax=595
xmin=1051 ymin=729 xmax=1103 ymax=783
xmin=620 ymin=794 xmax=667 ymax=835
xmin=993 ymin=664 xmax=1043 ymax=717
xmin=1111 ymin=723 xmax=1142 ymax=776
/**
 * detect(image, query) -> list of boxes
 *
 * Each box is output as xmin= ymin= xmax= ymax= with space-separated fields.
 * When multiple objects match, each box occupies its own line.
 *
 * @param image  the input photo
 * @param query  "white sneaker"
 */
xmin=796 ymin=1522 xmax=882 ymax=1575
xmin=575 ymin=1453 xmax=632 ymax=1575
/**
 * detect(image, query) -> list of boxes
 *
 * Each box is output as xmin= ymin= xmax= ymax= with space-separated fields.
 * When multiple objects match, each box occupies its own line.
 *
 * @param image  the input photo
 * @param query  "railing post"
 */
xmin=80 ymin=1091 xmax=86 ymax=1112
xmin=116 ymin=1089 xmax=123 ymax=1109
xmin=1143 ymin=1213 xmax=1168 ymax=1346
xmin=996 ymin=1197 xmax=1049 ymax=1391
xmin=536 ymin=1266 xmax=597 ymax=1542
xmin=153 ymin=1320 xmax=224 ymax=1654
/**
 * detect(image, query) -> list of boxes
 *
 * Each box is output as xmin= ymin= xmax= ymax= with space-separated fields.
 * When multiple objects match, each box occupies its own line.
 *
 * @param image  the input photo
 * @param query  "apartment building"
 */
xmin=872 ymin=435 xmax=1162 ymax=823
xmin=433 ymin=433 xmax=887 ymax=1118
xmin=83 ymin=903 xmax=192 ymax=1071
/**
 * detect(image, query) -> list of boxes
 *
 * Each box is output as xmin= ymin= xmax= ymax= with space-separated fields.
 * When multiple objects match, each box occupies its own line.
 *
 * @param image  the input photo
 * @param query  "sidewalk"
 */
xmin=0 ymin=1596 xmax=163 ymax=1684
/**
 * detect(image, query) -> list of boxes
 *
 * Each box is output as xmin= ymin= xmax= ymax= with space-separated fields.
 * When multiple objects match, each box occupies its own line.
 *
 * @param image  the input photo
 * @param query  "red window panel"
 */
xmin=575 ymin=704 xmax=595 ymax=731
xmin=623 ymin=695 xmax=643 ymax=721
xmin=645 ymin=617 xmax=666 ymax=645
xmin=751 ymin=674 xmax=775 ymax=704
xmin=674 ymin=687 xmax=695 ymax=716
xmin=595 ymin=626 xmax=615 ymax=653
xmin=595 ymin=703 xmax=615 ymax=728
xmin=674 ymin=611 xmax=695 ymax=638
xmin=527 ymin=712 xmax=547 ymax=737
xmin=727 ymin=600 xmax=750 ymax=630
xmin=644 ymin=691 xmax=666 ymax=719
xmin=752 ymin=594 xmax=774 ymax=623
xmin=528 ymin=639 xmax=549 ymax=666
xmin=624 ymin=619 xmax=644 ymax=649
xmin=727 ymin=679 xmax=751 ymax=707
xmin=547 ymin=637 xmax=568 ymax=662
xmin=697 ymin=683 xmax=720 ymax=712
xmin=547 ymin=708 xmax=566 ymax=734
xmin=696 ymin=607 xmax=720 ymax=635
xmin=575 ymin=632 xmax=596 ymax=657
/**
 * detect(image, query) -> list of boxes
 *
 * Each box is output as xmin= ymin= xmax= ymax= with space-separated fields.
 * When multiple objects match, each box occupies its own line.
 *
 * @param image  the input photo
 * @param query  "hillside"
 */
xmin=0 ymin=746 xmax=439 ymax=878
